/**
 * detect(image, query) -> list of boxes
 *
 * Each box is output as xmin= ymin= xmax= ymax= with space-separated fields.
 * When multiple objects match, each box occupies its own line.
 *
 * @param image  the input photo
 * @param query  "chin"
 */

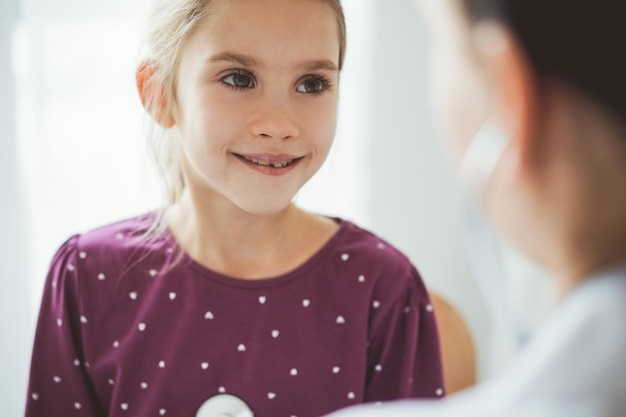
xmin=232 ymin=196 xmax=295 ymax=218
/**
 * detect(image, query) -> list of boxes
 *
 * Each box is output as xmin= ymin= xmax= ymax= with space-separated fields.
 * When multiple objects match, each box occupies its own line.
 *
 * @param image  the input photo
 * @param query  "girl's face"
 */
xmin=172 ymin=0 xmax=340 ymax=215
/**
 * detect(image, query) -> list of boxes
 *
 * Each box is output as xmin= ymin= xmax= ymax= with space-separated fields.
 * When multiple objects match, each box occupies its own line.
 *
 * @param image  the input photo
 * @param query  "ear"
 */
xmin=136 ymin=61 xmax=176 ymax=129
xmin=472 ymin=23 xmax=540 ymax=168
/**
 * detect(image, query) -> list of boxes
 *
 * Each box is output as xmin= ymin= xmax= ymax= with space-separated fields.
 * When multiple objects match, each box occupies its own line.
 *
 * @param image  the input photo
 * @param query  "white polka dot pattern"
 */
xmin=25 ymin=217 xmax=445 ymax=417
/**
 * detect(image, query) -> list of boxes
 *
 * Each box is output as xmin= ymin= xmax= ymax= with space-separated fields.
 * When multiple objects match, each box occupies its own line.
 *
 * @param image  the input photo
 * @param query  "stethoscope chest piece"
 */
xmin=195 ymin=393 xmax=254 ymax=417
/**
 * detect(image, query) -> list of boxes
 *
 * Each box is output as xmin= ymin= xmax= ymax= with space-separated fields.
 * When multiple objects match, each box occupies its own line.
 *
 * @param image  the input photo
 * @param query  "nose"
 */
xmin=249 ymin=97 xmax=300 ymax=140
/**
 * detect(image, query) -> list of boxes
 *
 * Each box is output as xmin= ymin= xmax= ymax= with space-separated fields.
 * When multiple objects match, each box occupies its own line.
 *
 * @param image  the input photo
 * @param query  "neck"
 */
xmin=555 ymin=204 xmax=626 ymax=296
xmin=165 ymin=189 xmax=338 ymax=279
xmin=542 ymin=91 xmax=626 ymax=295
xmin=557 ymin=244 xmax=626 ymax=297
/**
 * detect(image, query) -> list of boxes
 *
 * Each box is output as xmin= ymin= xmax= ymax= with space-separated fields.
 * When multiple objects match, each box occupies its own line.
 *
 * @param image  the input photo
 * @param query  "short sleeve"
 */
xmin=364 ymin=266 xmax=445 ymax=402
xmin=25 ymin=236 xmax=104 ymax=416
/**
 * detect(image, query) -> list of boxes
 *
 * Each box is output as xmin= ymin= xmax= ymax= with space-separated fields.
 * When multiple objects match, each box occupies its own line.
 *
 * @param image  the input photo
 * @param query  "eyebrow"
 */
xmin=301 ymin=59 xmax=339 ymax=72
xmin=207 ymin=52 xmax=261 ymax=68
xmin=207 ymin=52 xmax=338 ymax=72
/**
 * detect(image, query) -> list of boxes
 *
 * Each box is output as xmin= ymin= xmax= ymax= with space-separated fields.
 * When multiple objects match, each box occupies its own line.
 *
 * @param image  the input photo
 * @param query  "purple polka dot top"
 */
xmin=26 ymin=213 xmax=444 ymax=417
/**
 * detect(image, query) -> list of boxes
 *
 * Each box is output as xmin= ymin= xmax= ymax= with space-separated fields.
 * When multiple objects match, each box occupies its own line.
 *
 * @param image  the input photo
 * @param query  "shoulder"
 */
xmin=52 ymin=212 xmax=169 ymax=280
xmin=330 ymin=219 xmax=428 ymax=302
xmin=334 ymin=220 xmax=412 ymax=264
xmin=76 ymin=211 xmax=159 ymax=251
xmin=332 ymin=219 xmax=416 ymax=275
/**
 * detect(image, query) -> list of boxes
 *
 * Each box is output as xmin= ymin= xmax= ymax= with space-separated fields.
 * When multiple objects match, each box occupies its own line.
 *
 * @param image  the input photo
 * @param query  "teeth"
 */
xmin=250 ymin=158 xmax=270 ymax=166
xmin=244 ymin=156 xmax=294 ymax=168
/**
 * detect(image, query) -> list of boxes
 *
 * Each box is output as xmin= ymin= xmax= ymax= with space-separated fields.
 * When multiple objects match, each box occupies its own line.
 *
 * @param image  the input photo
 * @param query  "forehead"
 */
xmin=189 ymin=0 xmax=340 ymax=64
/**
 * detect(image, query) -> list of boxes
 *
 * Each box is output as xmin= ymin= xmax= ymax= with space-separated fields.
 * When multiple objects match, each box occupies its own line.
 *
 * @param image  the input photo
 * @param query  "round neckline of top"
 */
xmin=161 ymin=217 xmax=352 ymax=289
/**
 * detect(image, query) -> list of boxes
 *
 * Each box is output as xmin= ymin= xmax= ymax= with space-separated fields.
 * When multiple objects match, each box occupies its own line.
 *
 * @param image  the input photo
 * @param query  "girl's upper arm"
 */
xmin=364 ymin=265 xmax=445 ymax=402
xmin=25 ymin=236 xmax=104 ymax=417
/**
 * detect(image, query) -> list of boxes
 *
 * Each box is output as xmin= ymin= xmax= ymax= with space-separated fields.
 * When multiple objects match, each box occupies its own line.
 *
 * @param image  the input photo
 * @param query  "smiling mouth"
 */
xmin=234 ymin=153 xmax=303 ymax=169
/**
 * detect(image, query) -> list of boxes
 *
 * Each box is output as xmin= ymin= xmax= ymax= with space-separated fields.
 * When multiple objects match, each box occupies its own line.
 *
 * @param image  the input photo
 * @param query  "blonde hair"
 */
xmin=140 ymin=0 xmax=346 ymax=207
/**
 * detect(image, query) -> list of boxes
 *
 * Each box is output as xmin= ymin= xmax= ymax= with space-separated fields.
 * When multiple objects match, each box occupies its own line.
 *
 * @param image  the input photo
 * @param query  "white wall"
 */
xmin=0 ymin=1 xmax=31 ymax=415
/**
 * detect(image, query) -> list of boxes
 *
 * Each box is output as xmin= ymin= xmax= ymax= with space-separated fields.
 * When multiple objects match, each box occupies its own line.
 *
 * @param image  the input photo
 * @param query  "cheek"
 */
xmin=301 ymin=97 xmax=338 ymax=153
xmin=177 ymin=88 xmax=247 ymax=147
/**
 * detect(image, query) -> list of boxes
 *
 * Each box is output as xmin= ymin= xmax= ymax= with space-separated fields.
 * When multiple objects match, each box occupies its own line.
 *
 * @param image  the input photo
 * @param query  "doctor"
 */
xmin=327 ymin=0 xmax=626 ymax=416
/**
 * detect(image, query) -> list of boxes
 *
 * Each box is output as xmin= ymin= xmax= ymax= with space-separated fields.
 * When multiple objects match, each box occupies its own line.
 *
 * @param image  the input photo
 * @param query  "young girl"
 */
xmin=25 ymin=0 xmax=444 ymax=416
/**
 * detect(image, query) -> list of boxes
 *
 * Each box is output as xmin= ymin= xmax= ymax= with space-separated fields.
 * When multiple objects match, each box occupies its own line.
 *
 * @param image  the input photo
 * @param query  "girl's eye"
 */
xmin=221 ymin=71 xmax=255 ymax=89
xmin=296 ymin=77 xmax=330 ymax=94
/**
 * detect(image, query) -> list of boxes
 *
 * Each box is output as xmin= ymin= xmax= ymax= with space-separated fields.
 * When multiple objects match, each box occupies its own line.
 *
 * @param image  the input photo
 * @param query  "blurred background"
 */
xmin=0 ymin=0 xmax=555 ymax=414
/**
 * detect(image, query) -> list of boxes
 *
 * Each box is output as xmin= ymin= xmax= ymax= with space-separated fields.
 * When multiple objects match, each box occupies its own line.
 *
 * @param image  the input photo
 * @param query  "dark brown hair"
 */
xmin=460 ymin=0 xmax=626 ymax=122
